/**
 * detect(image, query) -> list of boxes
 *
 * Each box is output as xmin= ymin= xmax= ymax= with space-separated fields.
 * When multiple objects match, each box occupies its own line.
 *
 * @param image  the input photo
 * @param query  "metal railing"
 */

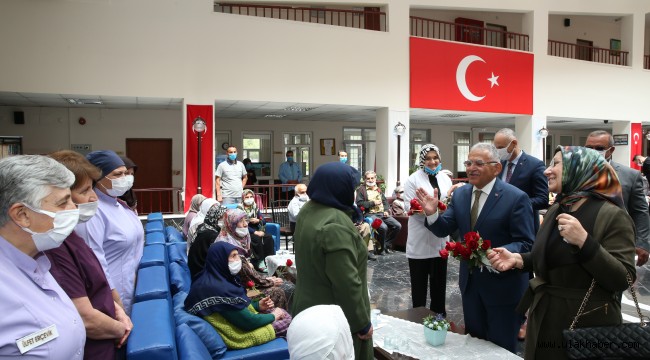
xmin=409 ymin=16 xmax=530 ymax=51
xmin=645 ymin=55 xmax=650 ymax=70
xmin=548 ymin=40 xmax=628 ymax=66
xmin=214 ymin=3 xmax=387 ymax=32
xmin=133 ymin=188 xmax=183 ymax=215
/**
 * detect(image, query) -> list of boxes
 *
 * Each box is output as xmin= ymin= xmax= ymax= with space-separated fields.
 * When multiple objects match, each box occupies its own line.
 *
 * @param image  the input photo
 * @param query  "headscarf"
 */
xmin=240 ymin=189 xmax=258 ymax=219
xmin=307 ymin=162 xmax=361 ymax=222
xmin=418 ymin=144 xmax=441 ymax=170
xmin=188 ymin=194 xmax=207 ymax=214
xmin=287 ymin=305 xmax=354 ymax=360
xmin=86 ymin=150 xmax=125 ymax=178
xmin=197 ymin=205 xmax=227 ymax=235
xmin=216 ymin=209 xmax=251 ymax=256
xmin=185 ymin=241 xmax=250 ymax=316
xmin=190 ymin=198 xmax=219 ymax=230
xmin=554 ymin=146 xmax=624 ymax=209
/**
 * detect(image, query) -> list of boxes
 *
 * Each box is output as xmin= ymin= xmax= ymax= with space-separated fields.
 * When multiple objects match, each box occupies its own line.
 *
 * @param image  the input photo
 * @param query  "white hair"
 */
xmin=470 ymin=143 xmax=500 ymax=162
xmin=364 ymin=170 xmax=376 ymax=179
xmin=0 ymin=155 xmax=75 ymax=226
xmin=495 ymin=128 xmax=516 ymax=141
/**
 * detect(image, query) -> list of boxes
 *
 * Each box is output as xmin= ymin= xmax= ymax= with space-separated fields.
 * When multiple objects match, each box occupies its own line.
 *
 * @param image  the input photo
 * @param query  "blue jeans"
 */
xmin=221 ymin=197 xmax=241 ymax=205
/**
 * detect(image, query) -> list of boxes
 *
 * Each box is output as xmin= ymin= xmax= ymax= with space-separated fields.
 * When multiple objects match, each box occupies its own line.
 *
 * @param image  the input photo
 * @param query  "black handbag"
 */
xmin=562 ymin=273 xmax=650 ymax=359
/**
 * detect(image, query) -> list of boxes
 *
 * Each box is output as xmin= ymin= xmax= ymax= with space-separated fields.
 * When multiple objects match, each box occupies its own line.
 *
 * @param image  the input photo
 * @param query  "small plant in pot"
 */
xmin=423 ymin=314 xmax=450 ymax=347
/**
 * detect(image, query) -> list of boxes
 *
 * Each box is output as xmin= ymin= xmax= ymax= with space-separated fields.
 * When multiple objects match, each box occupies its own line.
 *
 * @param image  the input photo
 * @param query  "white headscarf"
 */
xmin=187 ymin=198 xmax=219 ymax=249
xmin=287 ymin=305 xmax=354 ymax=360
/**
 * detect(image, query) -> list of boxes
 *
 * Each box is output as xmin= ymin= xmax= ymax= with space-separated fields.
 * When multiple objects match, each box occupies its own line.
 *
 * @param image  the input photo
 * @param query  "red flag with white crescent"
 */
xmin=410 ymin=37 xmax=533 ymax=114
xmin=631 ymin=122 xmax=642 ymax=169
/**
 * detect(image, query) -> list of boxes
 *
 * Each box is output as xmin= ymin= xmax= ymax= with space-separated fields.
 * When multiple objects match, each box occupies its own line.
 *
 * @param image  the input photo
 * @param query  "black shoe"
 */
xmin=368 ymin=252 xmax=377 ymax=261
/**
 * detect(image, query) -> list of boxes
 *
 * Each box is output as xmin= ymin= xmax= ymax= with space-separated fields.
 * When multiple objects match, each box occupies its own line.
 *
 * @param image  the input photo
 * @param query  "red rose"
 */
xmin=461 ymin=246 xmax=472 ymax=260
xmin=286 ymin=258 xmax=293 ymax=267
xmin=437 ymin=201 xmax=447 ymax=211
xmin=464 ymin=231 xmax=480 ymax=243
xmin=439 ymin=249 xmax=449 ymax=259
xmin=481 ymin=240 xmax=491 ymax=250
xmin=371 ymin=218 xmax=383 ymax=230
xmin=246 ymin=280 xmax=255 ymax=289
xmin=410 ymin=199 xmax=420 ymax=207
xmin=467 ymin=238 xmax=479 ymax=251
xmin=445 ymin=241 xmax=456 ymax=251
xmin=360 ymin=206 xmax=366 ymax=212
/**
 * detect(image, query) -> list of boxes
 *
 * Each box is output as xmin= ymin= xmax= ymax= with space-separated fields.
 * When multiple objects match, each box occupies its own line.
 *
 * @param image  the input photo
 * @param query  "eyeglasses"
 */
xmin=463 ymin=160 xmax=499 ymax=168
xmin=585 ymin=145 xmax=611 ymax=152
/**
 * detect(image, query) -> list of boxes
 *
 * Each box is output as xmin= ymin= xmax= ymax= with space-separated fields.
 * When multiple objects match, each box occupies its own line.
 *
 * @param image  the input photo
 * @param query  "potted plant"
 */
xmin=423 ymin=314 xmax=450 ymax=347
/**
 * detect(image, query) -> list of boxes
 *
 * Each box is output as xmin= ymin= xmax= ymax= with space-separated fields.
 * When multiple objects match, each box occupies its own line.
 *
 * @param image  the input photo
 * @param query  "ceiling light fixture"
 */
xmin=65 ymin=98 xmax=103 ymax=105
xmin=264 ymin=114 xmax=287 ymax=118
xmin=283 ymin=106 xmax=315 ymax=112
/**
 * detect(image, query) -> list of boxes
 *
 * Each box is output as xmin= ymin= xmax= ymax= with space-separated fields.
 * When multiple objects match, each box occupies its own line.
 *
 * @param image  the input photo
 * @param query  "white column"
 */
xmin=514 ymin=115 xmax=547 ymax=162
xmin=375 ymin=107 xmax=409 ymax=196
xmin=612 ymin=121 xmax=632 ymax=164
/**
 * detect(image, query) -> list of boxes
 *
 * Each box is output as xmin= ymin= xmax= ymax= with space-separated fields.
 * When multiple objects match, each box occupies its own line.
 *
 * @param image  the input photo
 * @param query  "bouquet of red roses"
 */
xmin=439 ymin=231 xmax=498 ymax=273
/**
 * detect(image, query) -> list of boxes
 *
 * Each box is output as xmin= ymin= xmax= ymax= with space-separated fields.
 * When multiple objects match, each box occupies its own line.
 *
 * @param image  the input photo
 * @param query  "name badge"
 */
xmin=16 ymin=325 xmax=59 ymax=354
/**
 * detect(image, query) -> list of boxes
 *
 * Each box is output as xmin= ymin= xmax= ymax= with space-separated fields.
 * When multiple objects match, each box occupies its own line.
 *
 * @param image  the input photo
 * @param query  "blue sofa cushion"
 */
xmin=145 ymin=221 xmax=164 ymax=234
xmin=169 ymin=261 xmax=191 ymax=295
xmin=167 ymin=241 xmax=188 ymax=264
xmin=265 ymin=222 xmax=280 ymax=252
xmin=127 ymin=299 xmax=177 ymax=360
xmin=176 ymin=323 xmax=212 ymax=360
xmin=134 ymin=266 xmax=169 ymax=303
xmin=166 ymin=226 xmax=185 ymax=243
xmin=173 ymin=291 xmax=227 ymax=359
xmin=220 ymin=338 xmax=289 ymax=360
xmin=146 ymin=232 xmax=166 ymax=246
xmin=147 ymin=212 xmax=164 ymax=222
xmin=139 ymin=243 xmax=166 ymax=269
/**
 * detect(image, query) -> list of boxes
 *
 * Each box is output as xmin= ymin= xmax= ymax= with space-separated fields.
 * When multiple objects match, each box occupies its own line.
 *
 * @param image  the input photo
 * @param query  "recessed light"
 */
xmin=264 ymin=114 xmax=287 ymax=118
xmin=65 ymin=98 xmax=103 ymax=105
xmin=283 ymin=106 xmax=315 ymax=112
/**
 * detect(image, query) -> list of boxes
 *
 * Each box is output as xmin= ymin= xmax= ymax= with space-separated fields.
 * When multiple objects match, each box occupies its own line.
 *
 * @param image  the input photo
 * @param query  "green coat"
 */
xmin=520 ymin=199 xmax=636 ymax=360
xmin=291 ymin=201 xmax=373 ymax=359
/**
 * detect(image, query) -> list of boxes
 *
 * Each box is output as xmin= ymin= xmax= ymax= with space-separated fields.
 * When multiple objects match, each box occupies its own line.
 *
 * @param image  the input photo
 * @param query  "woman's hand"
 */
xmin=272 ymin=308 xmax=284 ymax=321
xmin=271 ymin=277 xmax=283 ymax=286
xmin=254 ymin=230 xmax=264 ymax=237
xmin=249 ymin=217 xmax=260 ymax=224
xmin=415 ymin=187 xmax=439 ymax=216
xmin=114 ymin=302 xmax=133 ymax=348
xmin=556 ymin=213 xmax=588 ymax=248
xmin=487 ymin=247 xmax=518 ymax=272
xmin=258 ymin=296 xmax=274 ymax=312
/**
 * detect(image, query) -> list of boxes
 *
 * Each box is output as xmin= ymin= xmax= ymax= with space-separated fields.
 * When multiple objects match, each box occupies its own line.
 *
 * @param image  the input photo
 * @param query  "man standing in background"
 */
xmin=279 ymin=150 xmax=301 ymax=199
xmin=215 ymin=146 xmax=247 ymax=205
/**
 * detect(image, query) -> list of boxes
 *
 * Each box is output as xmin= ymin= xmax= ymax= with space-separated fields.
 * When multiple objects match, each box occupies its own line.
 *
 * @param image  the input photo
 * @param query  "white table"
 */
xmin=265 ymin=252 xmax=297 ymax=278
xmin=373 ymin=314 xmax=522 ymax=359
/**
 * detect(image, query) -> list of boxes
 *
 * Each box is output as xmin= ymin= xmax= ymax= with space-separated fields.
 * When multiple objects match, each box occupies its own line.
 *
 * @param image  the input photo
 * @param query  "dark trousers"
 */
xmin=250 ymin=232 xmax=276 ymax=267
xmin=408 ymin=257 xmax=448 ymax=315
xmin=368 ymin=214 xmax=402 ymax=250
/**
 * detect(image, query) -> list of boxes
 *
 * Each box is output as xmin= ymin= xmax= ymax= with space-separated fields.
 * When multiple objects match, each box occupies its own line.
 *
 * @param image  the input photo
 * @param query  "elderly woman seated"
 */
xmin=185 ymin=241 xmax=292 ymax=349
xmin=238 ymin=189 xmax=275 ymax=272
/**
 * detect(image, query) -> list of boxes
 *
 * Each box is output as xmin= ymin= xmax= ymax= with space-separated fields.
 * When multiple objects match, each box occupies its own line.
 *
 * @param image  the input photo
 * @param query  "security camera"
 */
xmin=604 ymin=120 xmax=609 ymax=124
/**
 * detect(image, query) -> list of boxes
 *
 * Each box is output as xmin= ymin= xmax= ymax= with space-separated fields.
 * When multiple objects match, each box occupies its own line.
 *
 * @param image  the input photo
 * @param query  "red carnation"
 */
xmin=246 ymin=280 xmax=255 ymax=289
xmin=467 ymin=238 xmax=479 ymax=251
xmin=464 ymin=231 xmax=480 ymax=243
xmin=481 ymin=239 xmax=491 ymax=250
xmin=371 ymin=218 xmax=383 ymax=230
xmin=439 ymin=249 xmax=449 ymax=259
xmin=286 ymin=258 xmax=293 ymax=267
xmin=410 ymin=199 xmax=423 ymax=211
xmin=437 ymin=201 xmax=447 ymax=211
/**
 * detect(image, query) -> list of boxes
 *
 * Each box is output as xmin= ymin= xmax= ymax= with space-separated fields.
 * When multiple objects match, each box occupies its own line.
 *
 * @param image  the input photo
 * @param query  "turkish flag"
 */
xmin=410 ymin=37 xmax=533 ymax=114
xmin=631 ymin=122 xmax=642 ymax=169
xmin=185 ymin=104 xmax=214 ymax=212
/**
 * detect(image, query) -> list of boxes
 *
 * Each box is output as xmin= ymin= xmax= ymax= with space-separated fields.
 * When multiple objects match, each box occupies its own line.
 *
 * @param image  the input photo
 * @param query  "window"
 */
xmin=343 ymin=127 xmax=376 ymax=176
xmin=453 ymin=131 xmax=471 ymax=175
xmin=409 ymin=129 xmax=430 ymax=171
xmin=242 ymin=132 xmax=271 ymax=164
xmin=283 ymin=133 xmax=311 ymax=178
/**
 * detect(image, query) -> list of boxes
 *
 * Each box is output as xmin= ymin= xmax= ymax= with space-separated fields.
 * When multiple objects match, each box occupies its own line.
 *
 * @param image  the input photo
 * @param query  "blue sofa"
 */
xmin=127 ymin=214 xmax=290 ymax=360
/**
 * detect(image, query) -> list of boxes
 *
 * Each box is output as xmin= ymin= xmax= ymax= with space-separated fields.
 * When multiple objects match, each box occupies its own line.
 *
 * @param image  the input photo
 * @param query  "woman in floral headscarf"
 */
xmin=215 ymin=209 xmax=292 ymax=309
xmin=489 ymin=146 xmax=635 ymax=360
xmin=238 ymin=189 xmax=275 ymax=272
xmin=188 ymin=204 xmax=227 ymax=279
xmin=403 ymin=144 xmax=453 ymax=316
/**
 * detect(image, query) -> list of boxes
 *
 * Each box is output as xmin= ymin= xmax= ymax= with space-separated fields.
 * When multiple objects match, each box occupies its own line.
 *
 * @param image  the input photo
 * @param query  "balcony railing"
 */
xmin=548 ymin=40 xmax=628 ymax=66
xmin=214 ymin=3 xmax=387 ymax=32
xmin=133 ymin=188 xmax=183 ymax=215
xmin=409 ymin=16 xmax=530 ymax=51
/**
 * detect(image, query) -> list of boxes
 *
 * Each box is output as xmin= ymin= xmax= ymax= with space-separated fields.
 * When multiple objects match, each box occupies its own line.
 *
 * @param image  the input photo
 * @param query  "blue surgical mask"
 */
xmin=424 ymin=164 xmax=442 ymax=176
xmin=287 ymin=157 xmax=294 ymax=163
xmin=228 ymin=153 xmax=237 ymax=161
xmin=340 ymin=157 xmax=348 ymax=163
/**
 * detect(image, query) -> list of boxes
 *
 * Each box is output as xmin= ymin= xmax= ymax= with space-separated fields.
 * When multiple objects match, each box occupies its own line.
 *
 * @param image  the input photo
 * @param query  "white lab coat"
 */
xmin=403 ymin=169 xmax=453 ymax=259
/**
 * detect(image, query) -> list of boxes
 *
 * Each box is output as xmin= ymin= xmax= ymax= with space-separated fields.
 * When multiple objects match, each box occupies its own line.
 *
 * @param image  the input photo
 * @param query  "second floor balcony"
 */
xmin=548 ymin=39 xmax=628 ymax=66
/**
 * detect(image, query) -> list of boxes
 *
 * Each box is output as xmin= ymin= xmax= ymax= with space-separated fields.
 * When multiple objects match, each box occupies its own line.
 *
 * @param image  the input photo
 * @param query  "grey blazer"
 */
xmin=611 ymin=161 xmax=650 ymax=251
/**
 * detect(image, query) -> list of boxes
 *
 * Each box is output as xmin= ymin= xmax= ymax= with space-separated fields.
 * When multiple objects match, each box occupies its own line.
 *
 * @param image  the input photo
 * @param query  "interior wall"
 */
xmin=548 ymin=15 xmax=623 ymax=50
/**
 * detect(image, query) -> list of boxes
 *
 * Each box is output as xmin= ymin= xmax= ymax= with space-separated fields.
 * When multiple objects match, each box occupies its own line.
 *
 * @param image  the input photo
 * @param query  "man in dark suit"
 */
xmin=586 ymin=130 xmax=650 ymax=266
xmin=494 ymin=128 xmax=548 ymax=233
xmin=416 ymin=143 xmax=535 ymax=353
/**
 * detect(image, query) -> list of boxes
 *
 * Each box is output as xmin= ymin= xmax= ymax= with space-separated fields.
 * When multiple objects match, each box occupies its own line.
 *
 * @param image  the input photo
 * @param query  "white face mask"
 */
xmin=496 ymin=141 xmax=513 ymax=162
xmin=21 ymin=203 xmax=79 ymax=252
xmin=228 ymin=260 xmax=242 ymax=275
xmin=77 ymin=201 xmax=99 ymax=222
xmin=299 ymin=194 xmax=309 ymax=202
xmin=243 ymin=198 xmax=254 ymax=206
xmin=366 ymin=181 xmax=376 ymax=187
xmin=235 ymin=227 xmax=249 ymax=237
xmin=125 ymin=175 xmax=134 ymax=189
xmin=104 ymin=176 xmax=131 ymax=197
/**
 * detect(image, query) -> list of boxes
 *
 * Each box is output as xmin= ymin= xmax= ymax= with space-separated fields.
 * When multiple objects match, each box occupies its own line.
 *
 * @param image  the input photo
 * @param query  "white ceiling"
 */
xmin=0 ymin=91 xmax=613 ymax=130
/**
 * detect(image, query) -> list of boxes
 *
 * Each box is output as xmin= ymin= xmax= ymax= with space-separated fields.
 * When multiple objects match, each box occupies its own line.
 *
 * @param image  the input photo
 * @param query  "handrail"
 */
xmin=133 ymin=188 xmax=183 ymax=215
xmin=409 ymin=16 xmax=530 ymax=51
xmin=215 ymin=2 xmax=386 ymax=32
xmin=548 ymin=39 xmax=628 ymax=66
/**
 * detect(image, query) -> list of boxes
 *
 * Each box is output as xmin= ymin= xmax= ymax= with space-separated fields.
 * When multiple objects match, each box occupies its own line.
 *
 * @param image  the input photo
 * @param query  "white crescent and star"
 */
xmin=634 ymin=133 xmax=640 ymax=145
xmin=455 ymin=55 xmax=500 ymax=102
